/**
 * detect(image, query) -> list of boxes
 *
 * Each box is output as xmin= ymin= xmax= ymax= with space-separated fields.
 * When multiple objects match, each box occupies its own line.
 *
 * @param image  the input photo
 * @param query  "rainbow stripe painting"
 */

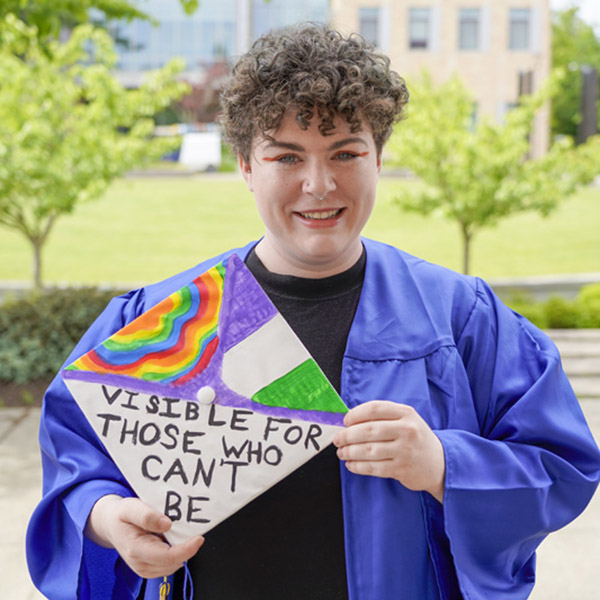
xmin=67 ymin=263 xmax=225 ymax=386
xmin=63 ymin=254 xmax=348 ymax=426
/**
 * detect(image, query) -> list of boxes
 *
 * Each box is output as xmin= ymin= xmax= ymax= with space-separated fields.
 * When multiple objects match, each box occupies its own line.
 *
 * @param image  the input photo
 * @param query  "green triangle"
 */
xmin=251 ymin=359 xmax=348 ymax=414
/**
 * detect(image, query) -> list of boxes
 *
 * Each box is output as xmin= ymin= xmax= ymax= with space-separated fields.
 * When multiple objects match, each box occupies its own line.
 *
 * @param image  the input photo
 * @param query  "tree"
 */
xmin=0 ymin=1 xmax=199 ymax=40
xmin=177 ymin=61 xmax=231 ymax=123
xmin=387 ymin=73 xmax=600 ymax=275
xmin=0 ymin=15 xmax=190 ymax=289
xmin=551 ymin=6 xmax=600 ymax=138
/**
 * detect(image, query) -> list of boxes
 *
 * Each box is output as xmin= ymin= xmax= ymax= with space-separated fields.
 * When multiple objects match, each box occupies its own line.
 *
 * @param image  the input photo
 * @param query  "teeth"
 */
xmin=299 ymin=209 xmax=341 ymax=220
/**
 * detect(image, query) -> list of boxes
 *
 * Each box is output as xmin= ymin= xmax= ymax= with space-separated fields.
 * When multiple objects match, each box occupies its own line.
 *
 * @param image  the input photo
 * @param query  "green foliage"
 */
xmin=0 ymin=287 xmax=122 ymax=384
xmin=506 ymin=284 xmax=600 ymax=329
xmin=180 ymin=1 xmax=201 ymax=15
xmin=506 ymin=294 xmax=549 ymax=330
xmin=0 ymin=15 xmax=190 ymax=288
xmin=544 ymin=296 xmax=580 ymax=329
xmin=387 ymin=72 xmax=600 ymax=274
xmin=20 ymin=389 xmax=34 ymax=405
xmin=551 ymin=7 xmax=600 ymax=138
xmin=219 ymin=144 xmax=238 ymax=173
xmin=0 ymin=2 xmax=145 ymax=40
xmin=576 ymin=283 xmax=600 ymax=327
xmin=0 ymin=1 xmax=200 ymax=40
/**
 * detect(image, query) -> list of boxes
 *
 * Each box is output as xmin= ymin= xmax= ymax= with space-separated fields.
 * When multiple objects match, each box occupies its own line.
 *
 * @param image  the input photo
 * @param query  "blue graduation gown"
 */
xmin=26 ymin=239 xmax=600 ymax=599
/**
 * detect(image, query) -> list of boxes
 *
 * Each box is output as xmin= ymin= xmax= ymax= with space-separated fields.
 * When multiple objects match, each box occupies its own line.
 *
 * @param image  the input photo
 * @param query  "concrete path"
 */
xmin=529 ymin=399 xmax=600 ymax=599
xmin=0 ymin=407 xmax=45 ymax=599
xmin=1 ymin=331 xmax=599 ymax=599
xmin=550 ymin=329 xmax=600 ymax=401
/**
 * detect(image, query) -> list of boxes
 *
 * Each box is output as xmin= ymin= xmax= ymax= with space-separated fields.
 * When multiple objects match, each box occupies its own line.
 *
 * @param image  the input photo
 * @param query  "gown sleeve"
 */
xmin=26 ymin=289 xmax=148 ymax=600
xmin=430 ymin=278 xmax=600 ymax=599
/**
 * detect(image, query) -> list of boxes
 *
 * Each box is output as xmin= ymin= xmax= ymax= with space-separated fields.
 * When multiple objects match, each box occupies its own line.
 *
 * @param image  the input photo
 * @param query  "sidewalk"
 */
xmin=2 ymin=403 xmax=599 ymax=600
xmin=0 ymin=407 xmax=45 ymax=599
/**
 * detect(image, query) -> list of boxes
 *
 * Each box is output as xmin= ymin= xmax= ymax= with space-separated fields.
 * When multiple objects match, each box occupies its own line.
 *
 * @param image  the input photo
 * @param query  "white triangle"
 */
xmin=66 ymin=379 xmax=342 ymax=545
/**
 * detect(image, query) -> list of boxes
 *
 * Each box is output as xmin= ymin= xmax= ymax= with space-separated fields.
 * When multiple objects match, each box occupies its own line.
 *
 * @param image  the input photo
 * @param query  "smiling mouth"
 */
xmin=297 ymin=209 xmax=343 ymax=220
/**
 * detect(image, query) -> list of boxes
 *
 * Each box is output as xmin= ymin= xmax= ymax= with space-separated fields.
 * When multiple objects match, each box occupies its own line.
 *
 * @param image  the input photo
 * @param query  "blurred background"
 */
xmin=0 ymin=1 xmax=599 ymax=599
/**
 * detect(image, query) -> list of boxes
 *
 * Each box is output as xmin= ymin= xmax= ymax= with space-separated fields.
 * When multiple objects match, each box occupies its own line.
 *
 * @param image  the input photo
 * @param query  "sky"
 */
xmin=550 ymin=0 xmax=600 ymax=29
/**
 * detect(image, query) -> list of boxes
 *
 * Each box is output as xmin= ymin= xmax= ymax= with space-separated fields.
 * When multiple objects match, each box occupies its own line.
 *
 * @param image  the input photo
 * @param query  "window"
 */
xmin=359 ymin=7 xmax=380 ymax=46
xmin=509 ymin=8 xmax=531 ymax=50
xmin=518 ymin=70 xmax=534 ymax=96
xmin=409 ymin=7 xmax=431 ymax=49
xmin=459 ymin=8 xmax=480 ymax=50
xmin=114 ymin=0 xmax=238 ymax=70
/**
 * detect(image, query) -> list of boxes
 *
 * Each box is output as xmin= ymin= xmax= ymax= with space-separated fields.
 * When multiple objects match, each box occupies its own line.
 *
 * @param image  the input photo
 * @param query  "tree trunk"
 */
xmin=33 ymin=240 xmax=43 ymax=291
xmin=30 ymin=216 xmax=56 ymax=291
xmin=461 ymin=224 xmax=472 ymax=275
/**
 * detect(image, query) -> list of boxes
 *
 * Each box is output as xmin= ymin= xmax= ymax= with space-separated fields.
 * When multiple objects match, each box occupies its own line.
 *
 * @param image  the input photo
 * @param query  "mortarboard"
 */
xmin=63 ymin=254 xmax=348 ymax=544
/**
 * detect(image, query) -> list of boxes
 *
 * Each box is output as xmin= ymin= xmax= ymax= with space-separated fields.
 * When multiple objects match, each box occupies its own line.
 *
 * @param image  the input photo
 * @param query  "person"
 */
xmin=27 ymin=23 xmax=600 ymax=600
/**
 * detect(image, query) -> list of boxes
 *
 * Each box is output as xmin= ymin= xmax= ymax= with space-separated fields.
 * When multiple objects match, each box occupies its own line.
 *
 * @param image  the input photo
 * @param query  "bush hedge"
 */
xmin=1 ymin=282 xmax=598 ymax=385
xmin=0 ymin=287 xmax=123 ymax=385
xmin=506 ymin=283 xmax=600 ymax=330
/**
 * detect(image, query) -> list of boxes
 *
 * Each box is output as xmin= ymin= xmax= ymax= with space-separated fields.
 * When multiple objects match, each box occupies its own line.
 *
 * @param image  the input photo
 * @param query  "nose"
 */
xmin=302 ymin=159 xmax=336 ymax=200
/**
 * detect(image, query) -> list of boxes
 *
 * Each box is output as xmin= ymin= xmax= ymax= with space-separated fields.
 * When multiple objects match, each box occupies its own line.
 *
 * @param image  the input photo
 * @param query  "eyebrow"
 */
xmin=263 ymin=136 xmax=369 ymax=152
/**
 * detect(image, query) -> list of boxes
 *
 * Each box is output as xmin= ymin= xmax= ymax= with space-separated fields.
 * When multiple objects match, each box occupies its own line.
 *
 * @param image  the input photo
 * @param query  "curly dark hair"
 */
xmin=219 ymin=23 xmax=409 ymax=160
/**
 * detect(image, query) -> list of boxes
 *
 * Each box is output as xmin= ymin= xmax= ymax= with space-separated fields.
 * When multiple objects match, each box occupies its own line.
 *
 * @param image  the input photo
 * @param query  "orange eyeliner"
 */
xmin=262 ymin=151 xmax=369 ymax=161
xmin=334 ymin=151 xmax=370 ymax=157
xmin=262 ymin=155 xmax=289 ymax=162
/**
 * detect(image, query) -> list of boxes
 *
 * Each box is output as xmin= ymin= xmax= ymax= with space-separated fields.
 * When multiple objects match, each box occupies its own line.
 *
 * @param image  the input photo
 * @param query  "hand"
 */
xmin=333 ymin=401 xmax=445 ymax=503
xmin=85 ymin=495 xmax=204 ymax=578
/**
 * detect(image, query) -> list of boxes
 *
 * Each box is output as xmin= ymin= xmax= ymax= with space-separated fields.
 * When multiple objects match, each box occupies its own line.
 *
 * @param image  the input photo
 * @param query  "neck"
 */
xmin=254 ymin=239 xmax=364 ymax=279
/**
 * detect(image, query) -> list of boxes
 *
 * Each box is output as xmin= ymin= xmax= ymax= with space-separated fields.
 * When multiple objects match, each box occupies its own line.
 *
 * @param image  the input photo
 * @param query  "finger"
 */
xmin=133 ymin=534 xmax=204 ymax=574
xmin=148 ymin=533 xmax=204 ymax=564
xmin=176 ymin=535 xmax=205 ymax=562
xmin=160 ymin=535 xmax=205 ymax=575
xmin=343 ymin=401 xmax=413 ymax=427
xmin=343 ymin=459 xmax=395 ymax=478
xmin=336 ymin=440 xmax=399 ymax=462
xmin=120 ymin=498 xmax=172 ymax=534
xmin=334 ymin=421 xmax=401 ymax=447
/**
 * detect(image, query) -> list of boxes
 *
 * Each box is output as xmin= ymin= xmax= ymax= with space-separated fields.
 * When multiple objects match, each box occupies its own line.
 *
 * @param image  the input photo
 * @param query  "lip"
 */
xmin=293 ymin=208 xmax=345 ymax=228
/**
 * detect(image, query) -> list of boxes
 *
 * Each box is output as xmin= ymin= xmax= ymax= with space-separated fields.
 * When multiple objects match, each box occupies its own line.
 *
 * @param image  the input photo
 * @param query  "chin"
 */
xmin=299 ymin=242 xmax=344 ymax=262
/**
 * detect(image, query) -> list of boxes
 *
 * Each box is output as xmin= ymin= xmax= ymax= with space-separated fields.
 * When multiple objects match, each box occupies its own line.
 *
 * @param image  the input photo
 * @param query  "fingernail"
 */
xmin=159 ymin=516 xmax=171 ymax=529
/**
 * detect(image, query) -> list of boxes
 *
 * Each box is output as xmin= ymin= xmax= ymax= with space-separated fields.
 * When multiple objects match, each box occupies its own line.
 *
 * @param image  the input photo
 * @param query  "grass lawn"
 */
xmin=0 ymin=174 xmax=599 ymax=287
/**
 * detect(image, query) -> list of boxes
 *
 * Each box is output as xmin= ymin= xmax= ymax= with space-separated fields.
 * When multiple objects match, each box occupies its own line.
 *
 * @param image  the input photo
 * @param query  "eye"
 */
xmin=263 ymin=154 xmax=300 ymax=165
xmin=277 ymin=154 xmax=300 ymax=164
xmin=333 ymin=151 xmax=362 ymax=161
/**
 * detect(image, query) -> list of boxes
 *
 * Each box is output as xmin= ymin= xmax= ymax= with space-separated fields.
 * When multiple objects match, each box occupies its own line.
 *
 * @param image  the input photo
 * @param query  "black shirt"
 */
xmin=175 ymin=247 xmax=365 ymax=599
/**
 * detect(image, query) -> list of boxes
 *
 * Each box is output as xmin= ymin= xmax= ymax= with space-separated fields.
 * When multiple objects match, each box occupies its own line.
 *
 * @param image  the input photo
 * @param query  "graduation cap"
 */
xmin=63 ymin=254 xmax=348 ymax=544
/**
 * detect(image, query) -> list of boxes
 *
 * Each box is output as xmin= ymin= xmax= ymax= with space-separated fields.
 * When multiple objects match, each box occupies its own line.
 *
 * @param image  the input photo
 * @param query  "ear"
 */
xmin=238 ymin=154 xmax=253 ymax=191
xmin=376 ymin=152 xmax=382 ymax=175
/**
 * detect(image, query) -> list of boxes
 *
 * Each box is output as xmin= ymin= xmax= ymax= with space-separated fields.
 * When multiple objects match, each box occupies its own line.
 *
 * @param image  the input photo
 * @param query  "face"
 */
xmin=239 ymin=112 xmax=381 ymax=278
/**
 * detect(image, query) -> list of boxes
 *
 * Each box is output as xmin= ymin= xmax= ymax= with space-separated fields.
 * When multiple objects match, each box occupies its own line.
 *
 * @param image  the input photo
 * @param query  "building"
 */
xmin=111 ymin=0 xmax=329 ymax=86
xmin=330 ymin=0 xmax=551 ymax=156
xmin=110 ymin=0 xmax=551 ymax=155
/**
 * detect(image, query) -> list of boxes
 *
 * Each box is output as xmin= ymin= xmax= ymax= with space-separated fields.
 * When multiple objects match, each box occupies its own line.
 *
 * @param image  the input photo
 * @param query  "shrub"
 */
xmin=0 ymin=287 xmax=123 ymax=384
xmin=506 ymin=292 xmax=549 ymax=329
xmin=575 ymin=283 xmax=600 ymax=328
xmin=505 ymin=283 xmax=600 ymax=330
xmin=544 ymin=295 xmax=580 ymax=329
